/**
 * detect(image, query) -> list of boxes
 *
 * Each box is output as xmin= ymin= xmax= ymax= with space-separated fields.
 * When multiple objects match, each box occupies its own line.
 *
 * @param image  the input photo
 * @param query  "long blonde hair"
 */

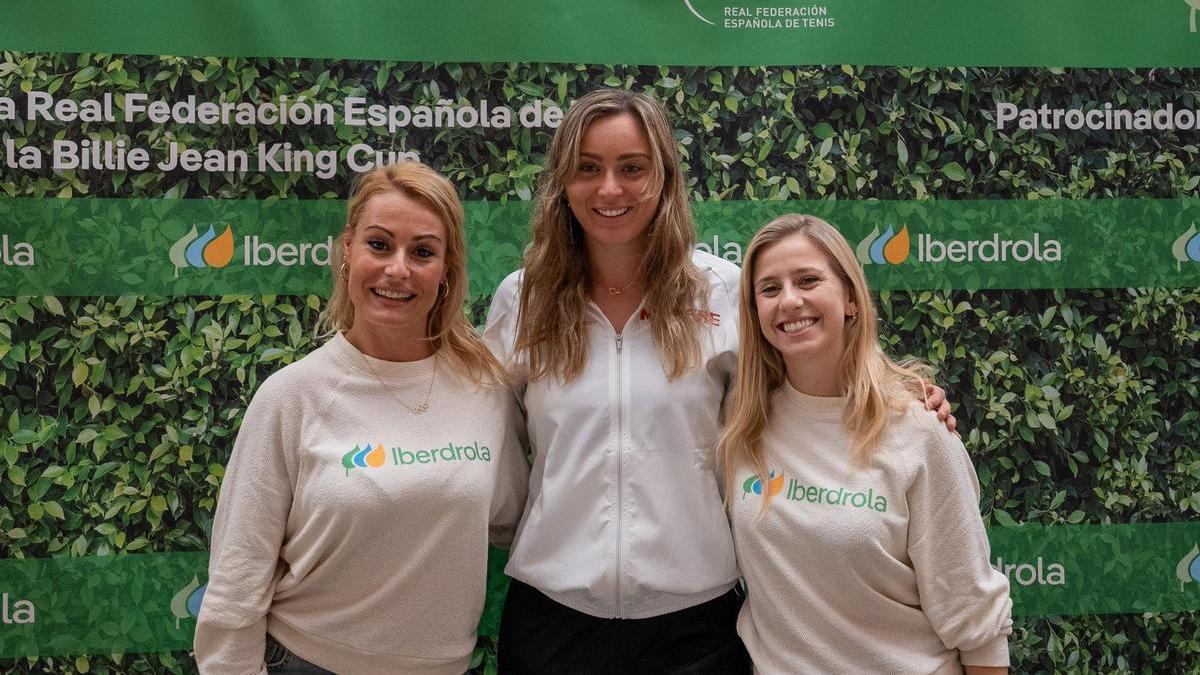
xmin=515 ymin=88 xmax=708 ymax=382
xmin=318 ymin=161 xmax=504 ymax=384
xmin=720 ymin=214 xmax=930 ymax=507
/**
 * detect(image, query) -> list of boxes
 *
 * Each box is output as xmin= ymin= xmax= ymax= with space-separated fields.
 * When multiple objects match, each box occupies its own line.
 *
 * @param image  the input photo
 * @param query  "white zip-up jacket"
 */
xmin=484 ymin=250 xmax=741 ymax=619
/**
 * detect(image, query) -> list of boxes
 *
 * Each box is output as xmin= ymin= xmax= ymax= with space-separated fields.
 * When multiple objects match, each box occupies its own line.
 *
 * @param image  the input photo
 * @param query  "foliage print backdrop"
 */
xmin=2 ymin=54 xmax=1200 ymax=672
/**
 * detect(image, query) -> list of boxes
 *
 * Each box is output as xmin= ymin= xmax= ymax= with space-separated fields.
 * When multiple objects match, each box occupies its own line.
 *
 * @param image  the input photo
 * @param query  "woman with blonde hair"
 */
xmin=485 ymin=90 xmax=955 ymax=672
xmin=721 ymin=214 xmax=1012 ymax=674
xmin=195 ymin=161 xmax=528 ymax=674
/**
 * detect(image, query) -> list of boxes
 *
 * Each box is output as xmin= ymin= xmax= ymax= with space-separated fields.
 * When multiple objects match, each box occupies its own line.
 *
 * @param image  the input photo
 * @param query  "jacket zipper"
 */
xmin=614 ymin=331 xmax=624 ymax=617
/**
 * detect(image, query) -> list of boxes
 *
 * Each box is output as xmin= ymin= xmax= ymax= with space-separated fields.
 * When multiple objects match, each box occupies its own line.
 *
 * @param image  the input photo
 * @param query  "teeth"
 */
xmin=781 ymin=318 xmax=817 ymax=334
xmin=374 ymin=288 xmax=415 ymax=300
xmin=597 ymin=207 xmax=632 ymax=217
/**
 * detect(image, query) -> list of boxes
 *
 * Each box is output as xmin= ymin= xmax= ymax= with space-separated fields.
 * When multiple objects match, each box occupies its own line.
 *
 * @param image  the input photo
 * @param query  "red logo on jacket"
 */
xmin=638 ymin=308 xmax=720 ymax=326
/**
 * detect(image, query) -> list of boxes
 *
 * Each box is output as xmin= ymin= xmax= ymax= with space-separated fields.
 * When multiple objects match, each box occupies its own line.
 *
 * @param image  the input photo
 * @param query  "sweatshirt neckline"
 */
xmin=779 ymin=380 xmax=846 ymax=418
xmin=329 ymin=332 xmax=439 ymax=382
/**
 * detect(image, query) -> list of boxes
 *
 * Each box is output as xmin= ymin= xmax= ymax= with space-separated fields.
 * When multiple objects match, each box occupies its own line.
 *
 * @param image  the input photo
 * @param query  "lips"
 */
xmin=595 ymin=207 xmax=633 ymax=218
xmin=780 ymin=318 xmax=818 ymax=334
xmin=372 ymin=287 xmax=416 ymax=301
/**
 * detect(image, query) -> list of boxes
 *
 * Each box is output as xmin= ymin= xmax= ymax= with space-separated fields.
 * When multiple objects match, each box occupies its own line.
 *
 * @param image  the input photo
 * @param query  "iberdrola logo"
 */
xmin=342 ymin=443 xmax=386 ymax=476
xmin=856 ymin=225 xmax=911 ymax=265
xmin=169 ymin=223 xmax=235 ymax=276
xmin=742 ymin=470 xmax=785 ymax=499
xmin=1178 ymin=543 xmax=1200 ymax=592
xmin=169 ymin=575 xmax=207 ymax=629
xmin=1172 ymin=224 xmax=1200 ymax=271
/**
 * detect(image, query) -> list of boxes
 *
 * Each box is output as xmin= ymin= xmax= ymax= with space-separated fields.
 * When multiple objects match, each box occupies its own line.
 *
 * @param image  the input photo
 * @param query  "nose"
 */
xmin=598 ymin=169 xmax=622 ymax=198
xmin=782 ymin=284 xmax=804 ymax=308
xmin=383 ymin=252 xmax=410 ymax=278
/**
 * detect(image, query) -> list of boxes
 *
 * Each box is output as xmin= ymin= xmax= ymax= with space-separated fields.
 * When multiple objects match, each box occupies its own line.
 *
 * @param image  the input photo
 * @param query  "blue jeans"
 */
xmin=264 ymin=634 xmax=335 ymax=674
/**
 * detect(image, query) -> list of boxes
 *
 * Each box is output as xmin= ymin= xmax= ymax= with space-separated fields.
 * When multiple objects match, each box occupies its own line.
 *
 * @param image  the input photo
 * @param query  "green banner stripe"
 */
xmin=0 ymin=547 xmax=511 ymax=659
xmin=2 ymin=198 xmax=1200 ymax=296
xmin=1 ymin=524 xmax=1198 ymax=658
xmin=2 ymin=1 xmax=1199 ymax=67
xmin=988 ymin=523 xmax=1200 ymax=616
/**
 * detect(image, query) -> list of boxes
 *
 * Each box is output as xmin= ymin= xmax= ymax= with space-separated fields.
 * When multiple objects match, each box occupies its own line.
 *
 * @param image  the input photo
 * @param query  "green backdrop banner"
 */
xmin=3 ymin=197 xmax=1200 ymax=296
xmin=3 ymin=1 xmax=1200 ymax=67
xmin=3 ymin=20 xmax=1200 ymax=674
xmin=2 ymin=523 xmax=1198 ymax=658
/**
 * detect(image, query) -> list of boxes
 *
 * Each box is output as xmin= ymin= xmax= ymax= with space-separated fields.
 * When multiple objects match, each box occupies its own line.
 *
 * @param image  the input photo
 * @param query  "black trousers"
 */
xmin=498 ymin=580 xmax=752 ymax=674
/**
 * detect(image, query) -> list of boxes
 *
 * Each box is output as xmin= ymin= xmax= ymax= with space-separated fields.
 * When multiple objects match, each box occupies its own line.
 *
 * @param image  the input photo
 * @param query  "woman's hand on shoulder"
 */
xmin=922 ymin=383 xmax=956 ymax=435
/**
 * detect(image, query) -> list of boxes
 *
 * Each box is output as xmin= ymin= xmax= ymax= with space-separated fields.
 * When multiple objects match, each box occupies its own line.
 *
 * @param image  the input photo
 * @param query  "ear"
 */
xmin=846 ymin=297 xmax=859 ymax=319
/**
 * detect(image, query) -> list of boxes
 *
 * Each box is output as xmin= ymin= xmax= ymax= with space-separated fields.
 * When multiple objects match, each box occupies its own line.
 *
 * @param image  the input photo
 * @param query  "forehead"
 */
xmin=579 ymin=112 xmax=653 ymax=157
xmin=753 ymin=234 xmax=833 ymax=278
xmin=358 ymin=191 xmax=446 ymax=236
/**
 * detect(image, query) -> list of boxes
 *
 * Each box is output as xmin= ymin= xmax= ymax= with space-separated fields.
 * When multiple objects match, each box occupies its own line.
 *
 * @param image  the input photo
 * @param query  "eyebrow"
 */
xmin=754 ymin=267 xmax=825 ymax=283
xmin=578 ymin=151 xmax=653 ymax=162
xmin=364 ymin=225 xmax=445 ymax=243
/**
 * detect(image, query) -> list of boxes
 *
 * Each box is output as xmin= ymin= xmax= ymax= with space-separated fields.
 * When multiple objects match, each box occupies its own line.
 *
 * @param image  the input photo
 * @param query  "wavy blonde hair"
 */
xmin=515 ymin=88 xmax=708 ymax=382
xmin=318 ymin=161 xmax=503 ymax=384
xmin=719 ymin=214 xmax=931 ymax=508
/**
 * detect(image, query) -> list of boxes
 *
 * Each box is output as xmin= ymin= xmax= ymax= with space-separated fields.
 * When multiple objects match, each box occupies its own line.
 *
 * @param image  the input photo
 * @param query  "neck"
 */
xmin=784 ymin=357 xmax=845 ymax=398
xmin=587 ymin=238 xmax=647 ymax=294
xmin=343 ymin=326 xmax=434 ymax=362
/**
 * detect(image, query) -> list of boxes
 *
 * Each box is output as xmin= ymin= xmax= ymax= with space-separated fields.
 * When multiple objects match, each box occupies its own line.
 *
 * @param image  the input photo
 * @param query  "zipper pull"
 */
xmin=615 ymin=334 xmax=623 ymax=353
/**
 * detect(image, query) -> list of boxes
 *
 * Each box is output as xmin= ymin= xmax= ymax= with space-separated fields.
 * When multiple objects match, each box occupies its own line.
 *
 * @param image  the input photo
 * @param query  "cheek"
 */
xmin=754 ymin=301 xmax=775 ymax=336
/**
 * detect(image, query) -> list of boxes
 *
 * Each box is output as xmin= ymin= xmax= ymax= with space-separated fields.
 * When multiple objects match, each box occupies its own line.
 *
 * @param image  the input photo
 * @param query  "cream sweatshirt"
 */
xmin=195 ymin=333 xmax=529 ymax=675
xmin=730 ymin=384 xmax=1012 ymax=674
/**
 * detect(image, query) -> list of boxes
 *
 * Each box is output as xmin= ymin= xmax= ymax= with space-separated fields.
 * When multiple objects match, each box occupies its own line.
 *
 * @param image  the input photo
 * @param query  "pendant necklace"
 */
xmin=604 ymin=277 xmax=639 ymax=296
xmin=360 ymin=350 xmax=438 ymax=415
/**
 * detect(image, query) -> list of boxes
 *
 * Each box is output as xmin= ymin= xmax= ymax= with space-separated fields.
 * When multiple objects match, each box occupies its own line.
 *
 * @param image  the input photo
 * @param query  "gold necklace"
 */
xmin=603 ymin=277 xmax=639 ymax=296
xmin=360 ymin=350 xmax=438 ymax=415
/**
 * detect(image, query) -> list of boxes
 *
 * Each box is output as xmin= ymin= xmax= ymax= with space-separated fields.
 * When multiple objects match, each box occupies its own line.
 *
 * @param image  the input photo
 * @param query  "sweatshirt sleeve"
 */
xmin=488 ymin=387 xmax=531 ymax=548
xmin=906 ymin=413 xmax=1013 ymax=668
xmin=194 ymin=374 xmax=299 ymax=674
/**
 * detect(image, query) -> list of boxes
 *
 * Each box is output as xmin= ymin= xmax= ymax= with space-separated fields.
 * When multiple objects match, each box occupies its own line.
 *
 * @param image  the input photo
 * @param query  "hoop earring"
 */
xmin=339 ymin=261 xmax=349 ymax=281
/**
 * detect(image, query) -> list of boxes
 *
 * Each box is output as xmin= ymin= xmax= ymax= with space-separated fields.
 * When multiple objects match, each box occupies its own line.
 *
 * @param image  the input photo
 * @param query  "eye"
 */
xmin=799 ymin=275 xmax=820 ymax=287
xmin=622 ymin=163 xmax=645 ymax=175
xmin=756 ymin=283 xmax=780 ymax=297
xmin=576 ymin=161 xmax=599 ymax=174
xmin=366 ymin=237 xmax=389 ymax=252
xmin=413 ymin=244 xmax=440 ymax=259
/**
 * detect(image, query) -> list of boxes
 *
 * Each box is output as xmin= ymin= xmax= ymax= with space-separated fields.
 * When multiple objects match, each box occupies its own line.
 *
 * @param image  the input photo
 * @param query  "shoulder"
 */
xmin=484 ymin=269 xmax=526 ymax=354
xmin=487 ymin=268 xmax=525 ymax=323
xmin=258 ymin=342 xmax=337 ymax=395
xmin=243 ymin=341 xmax=343 ymax=421
xmin=890 ymin=400 xmax=968 ymax=467
xmin=492 ymin=268 xmax=524 ymax=306
xmin=692 ymin=249 xmax=742 ymax=308
xmin=496 ymin=268 xmax=524 ymax=295
xmin=438 ymin=367 xmax=519 ymax=422
xmin=692 ymin=249 xmax=742 ymax=286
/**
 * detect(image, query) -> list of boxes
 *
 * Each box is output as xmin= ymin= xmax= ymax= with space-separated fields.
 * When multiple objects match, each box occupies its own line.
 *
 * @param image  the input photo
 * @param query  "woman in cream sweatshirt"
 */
xmin=720 ymin=214 xmax=1012 ymax=674
xmin=194 ymin=162 xmax=529 ymax=674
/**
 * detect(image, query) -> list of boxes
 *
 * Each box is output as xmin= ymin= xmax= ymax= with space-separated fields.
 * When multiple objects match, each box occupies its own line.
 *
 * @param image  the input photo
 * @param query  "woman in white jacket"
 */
xmin=485 ymin=90 xmax=953 ymax=672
